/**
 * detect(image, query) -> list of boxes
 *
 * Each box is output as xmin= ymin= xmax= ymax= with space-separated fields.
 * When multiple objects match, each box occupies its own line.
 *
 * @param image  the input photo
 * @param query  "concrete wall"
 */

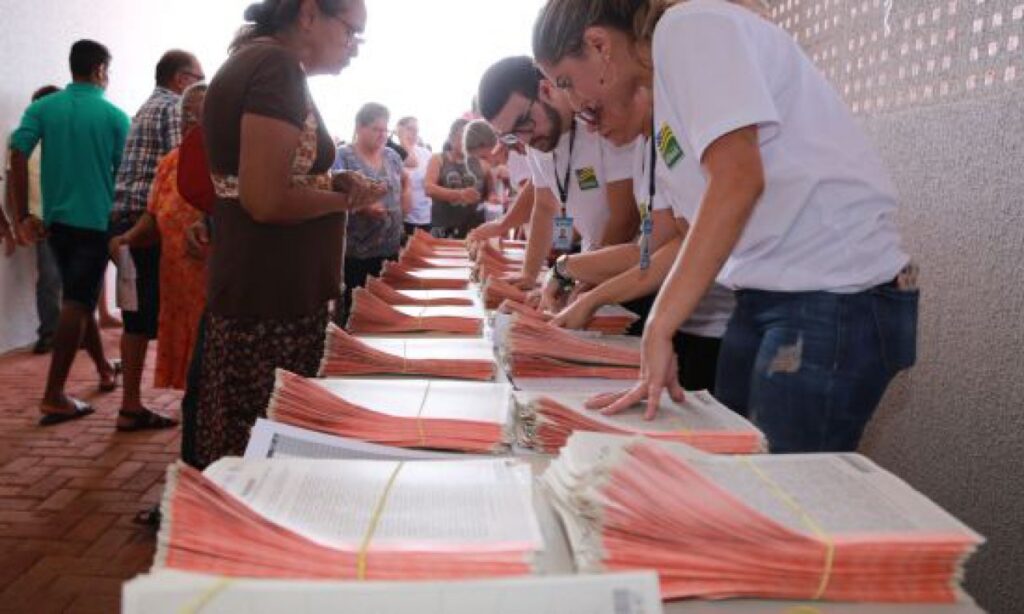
xmin=768 ymin=1 xmax=1024 ymax=612
xmin=0 ymin=0 xmax=245 ymax=353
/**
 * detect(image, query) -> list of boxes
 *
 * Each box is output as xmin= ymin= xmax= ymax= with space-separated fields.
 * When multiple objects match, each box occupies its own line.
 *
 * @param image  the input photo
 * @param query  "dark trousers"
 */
xmin=36 ymin=241 xmax=62 ymax=339
xmin=337 ymin=254 xmax=397 ymax=327
xmin=715 ymin=285 xmax=918 ymax=453
xmin=621 ymin=293 xmax=721 ymax=392
xmin=404 ymin=222 xmax=431 ymax=236
xmin=180 ymin=311 xmax=207 ymax=468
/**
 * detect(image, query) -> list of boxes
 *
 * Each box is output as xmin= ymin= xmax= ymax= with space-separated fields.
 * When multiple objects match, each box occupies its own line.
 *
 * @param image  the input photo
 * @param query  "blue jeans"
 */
xmin=715 ymin=284 xmax=918 ymax=453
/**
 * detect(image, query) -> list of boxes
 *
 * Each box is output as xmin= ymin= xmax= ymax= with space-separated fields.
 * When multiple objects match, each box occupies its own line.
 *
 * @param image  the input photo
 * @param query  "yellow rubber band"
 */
xmin=356 ymin=461 xmax=405 ymax=580
xmin=415 ymin=381 xmax=432 ymax=447
xmin=740 ymin=457 xmax=835 ymax=600
xmin=178 ymin=577 xmax=233 ymax=614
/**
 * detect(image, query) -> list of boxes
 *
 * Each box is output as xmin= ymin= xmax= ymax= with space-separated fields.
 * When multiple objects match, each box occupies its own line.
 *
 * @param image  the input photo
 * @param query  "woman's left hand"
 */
xmin=584 ymin=321 xmax=684 ymax=420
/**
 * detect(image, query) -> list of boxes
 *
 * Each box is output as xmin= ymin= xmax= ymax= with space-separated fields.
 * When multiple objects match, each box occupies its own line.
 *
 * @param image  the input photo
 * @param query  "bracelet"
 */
xmin=553 ymin=254 xmax=574 ymax=290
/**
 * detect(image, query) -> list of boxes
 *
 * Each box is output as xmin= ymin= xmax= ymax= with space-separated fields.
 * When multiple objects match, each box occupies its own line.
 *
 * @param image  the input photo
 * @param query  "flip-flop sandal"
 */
xmin=116 ymin=408 xmax=179 ymax=432
xmin=39 ymin=399 xmax=95 ymax=426
xmin=99 ymin=359 xmax=123 ymax=393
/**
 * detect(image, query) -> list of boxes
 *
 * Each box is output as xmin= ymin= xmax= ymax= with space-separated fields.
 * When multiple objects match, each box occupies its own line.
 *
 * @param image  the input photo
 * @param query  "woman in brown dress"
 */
xmin=194 ymin=0 xmax=384 ymax=467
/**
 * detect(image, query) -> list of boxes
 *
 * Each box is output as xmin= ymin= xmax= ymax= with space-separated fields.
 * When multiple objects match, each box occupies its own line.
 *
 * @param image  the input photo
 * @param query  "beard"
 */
xmin=528 ymin=101 xmax=566 ymax=153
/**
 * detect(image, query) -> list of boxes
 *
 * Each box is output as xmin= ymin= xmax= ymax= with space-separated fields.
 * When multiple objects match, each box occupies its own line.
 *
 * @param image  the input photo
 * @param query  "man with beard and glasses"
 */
xmin=475 ymin=55 xmax=639 ymax=298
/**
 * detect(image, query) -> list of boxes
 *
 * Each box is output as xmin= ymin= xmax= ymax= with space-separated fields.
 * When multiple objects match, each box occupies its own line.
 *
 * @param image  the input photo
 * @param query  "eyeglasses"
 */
xmin=499 ymin=98 xmax=537 ymax=146
xmin=338 ymin=16 xmax=366 ymax=48
xmin=181 ymin=70 xmax=205 ymax=82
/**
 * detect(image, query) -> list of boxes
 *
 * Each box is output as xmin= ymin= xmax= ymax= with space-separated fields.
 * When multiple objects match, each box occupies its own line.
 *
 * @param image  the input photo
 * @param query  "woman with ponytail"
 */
xmin=532 ymin=0 xmax=917 ymax=453
xmin=191 ymin=0 xmax=386 ymax=467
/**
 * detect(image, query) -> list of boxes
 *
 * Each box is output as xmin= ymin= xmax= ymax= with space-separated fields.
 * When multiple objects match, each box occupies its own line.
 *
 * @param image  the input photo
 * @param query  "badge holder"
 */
xmin=553 ymin=211 xmax=575 ymax=252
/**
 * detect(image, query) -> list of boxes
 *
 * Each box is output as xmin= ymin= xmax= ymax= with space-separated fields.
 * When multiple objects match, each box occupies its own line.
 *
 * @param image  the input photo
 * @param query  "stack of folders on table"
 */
xmin=318 ymin=324 xmax=496 ymax=380
xmin=502 ymin=315 xmax=641 ymax=379
xmin=123 ymin=570 xmax=664 ymax=614
xmin=514 ymin=390 xmax=766 ymax=454
xmin=544 ymin=432 xmax=984 ymax=603
xmin=348 ymin=289 xmax=484 ymax=335
xmin=380 ymin=261 xmax=472 ymax=290
xmin=498 ymin=299 xmax=638 ymax=335
xmin=268 ymin=371 xmax=513 ymax=453
xmin=156 ymin=457 xmax=543 ymax=580
xmin=365 ymin=277 xmax=476 ymax=306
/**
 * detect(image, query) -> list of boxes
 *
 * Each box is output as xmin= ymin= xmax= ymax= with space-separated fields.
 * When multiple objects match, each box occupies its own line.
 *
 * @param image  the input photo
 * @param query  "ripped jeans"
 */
xmin=715 ymin=284 xmax=918 ymax=453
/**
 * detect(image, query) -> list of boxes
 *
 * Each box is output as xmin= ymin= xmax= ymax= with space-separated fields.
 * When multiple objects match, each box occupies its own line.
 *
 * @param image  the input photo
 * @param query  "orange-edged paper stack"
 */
xmin=268 ymin=370 xmax=512 ymax=453
xmin=348 ymin=289 xmax=483 ymax=335
xmin=503 ymin=315 xmax=641 ymax=379
xmin=318 ymin=324 xmax=496 ymax=380
xmin=365 ymin=277 xmax=474 ymax=307
xmin=398 ymin=251 xmax=473 ymax=269
xmin=380 ymin=261 xmax=471 ymax=290
xmin=544 ymin=432 xmax=983 ymax=603
xmin=513 ymin=390 xmax=765 ymax=454
xmin=411 ymin=228 xmax=467 ymax=250
xmin=403 ymin=239 xmax=469 ymax=260
xmin=157 ymin=456 xmax=543 ymax=579
xmin=497 ymin=299 xmax=638 ymax=335
xmin=483 ymin=278 xmax=528 ymax=309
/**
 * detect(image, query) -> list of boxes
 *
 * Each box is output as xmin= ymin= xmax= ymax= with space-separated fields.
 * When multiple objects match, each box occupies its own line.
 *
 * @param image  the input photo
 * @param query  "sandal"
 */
xmin=39 ymin=398 xmax=95 ymax=426
xmin=99 ymin=359 xmax=123 ymax=393
xmin=116 ymin=408 xmax=179 ymax=432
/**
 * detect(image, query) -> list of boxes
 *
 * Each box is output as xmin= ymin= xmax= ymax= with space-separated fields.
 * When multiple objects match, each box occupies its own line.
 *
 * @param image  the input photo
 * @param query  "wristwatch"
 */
xmin=553 ymin=254 xmax=574 ymax=290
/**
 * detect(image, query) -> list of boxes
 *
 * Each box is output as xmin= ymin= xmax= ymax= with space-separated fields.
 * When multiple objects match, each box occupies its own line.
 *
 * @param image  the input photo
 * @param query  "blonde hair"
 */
xmin=462 ymin=119 xmax=498 ymax=155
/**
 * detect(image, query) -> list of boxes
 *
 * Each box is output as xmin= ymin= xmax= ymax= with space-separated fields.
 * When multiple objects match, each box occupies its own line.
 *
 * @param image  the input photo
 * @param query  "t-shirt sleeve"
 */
xmin=527 ymin=149 xmax=553 ymax=189
xmin=654 ymin=9 xmax=780 ymax=161
xmin=331 ymin=148 xmax=349 ymax=173
xmin=602 ymin=138 xmax=636 ymax=183
xmin=9 ymin=103 xmax=43 ymax=156
xmin=243 ymin=48 xmax=309 ymax=128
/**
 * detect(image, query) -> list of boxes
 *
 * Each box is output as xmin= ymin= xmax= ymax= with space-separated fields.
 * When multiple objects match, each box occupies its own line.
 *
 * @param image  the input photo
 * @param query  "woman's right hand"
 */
xmin=466 ymin=220 xmax=503 ymax=244
xmin=460 ymin=188 xmax=481 ymax=205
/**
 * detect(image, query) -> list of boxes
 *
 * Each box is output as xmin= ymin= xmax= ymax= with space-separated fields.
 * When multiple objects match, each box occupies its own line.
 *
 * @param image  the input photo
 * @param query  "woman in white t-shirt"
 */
xmin=532 ymin=0 xmax=918 ymax=453
xmin=395 ymin=116 xmax=433 ymax=234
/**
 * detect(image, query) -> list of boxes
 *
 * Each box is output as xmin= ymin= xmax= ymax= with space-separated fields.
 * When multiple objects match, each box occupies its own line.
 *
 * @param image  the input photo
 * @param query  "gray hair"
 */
xmin=355 ymin=102 xmax=389 ymax=127
xmin=462 ymin=119 xmax=498 ymax=155
xmin=533 ymin=0 xmax=769 ymax=65
xmin=179 ymin=82 xmax=208 ymax=135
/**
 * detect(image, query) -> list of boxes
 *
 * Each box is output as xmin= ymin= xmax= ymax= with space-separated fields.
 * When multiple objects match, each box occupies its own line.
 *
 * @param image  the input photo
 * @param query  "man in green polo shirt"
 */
xmin=8 ymin=39 xmax=130 ymax=426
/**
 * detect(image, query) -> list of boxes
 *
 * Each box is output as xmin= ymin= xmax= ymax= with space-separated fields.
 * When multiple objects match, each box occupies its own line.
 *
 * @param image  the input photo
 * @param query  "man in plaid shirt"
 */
xmin=108 ymin=49 xmax=204 ymax=431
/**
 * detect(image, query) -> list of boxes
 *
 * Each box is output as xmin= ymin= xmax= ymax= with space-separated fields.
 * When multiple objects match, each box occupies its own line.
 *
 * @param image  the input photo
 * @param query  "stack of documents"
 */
xmin=502 ymin=316 xmax=641 ymax=379
xmin=515 ymin=390 xmax=765 ymax=454
xmin=398 ymin=252 xmax=473 ymax=269
xmin=319 ymin=324 xmax=496 ymax=380
xmin=544 ymin=432 xmax=983 ymax=603
xmin=268 ymin=371 xmax=513 ymax=453
xmin=156 ymin=457 xmax=543 ymax=579
xmin=482 ymin=277 xmax=528 ymax=309
xmin=365 ymin=277 xmax=475 ymax=306
xmin=498 ymin=299 xmax=638 ymax=335
xmin=380 ymin=261 xmax=471 ymax=290
xmin=123 ymin=570 xmax=664 ymax=614
xmin=348 ymin=289 xmax=483 ymax=335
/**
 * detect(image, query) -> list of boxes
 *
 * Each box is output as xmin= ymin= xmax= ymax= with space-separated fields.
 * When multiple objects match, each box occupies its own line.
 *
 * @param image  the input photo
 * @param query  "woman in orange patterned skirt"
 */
xmin=109 ymin=83 xmax=208 ymax=391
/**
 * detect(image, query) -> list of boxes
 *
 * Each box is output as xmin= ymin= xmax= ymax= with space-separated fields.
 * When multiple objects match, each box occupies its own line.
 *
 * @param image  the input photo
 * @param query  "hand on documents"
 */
xmin=585 ymin=331 xmax=684 ymax=420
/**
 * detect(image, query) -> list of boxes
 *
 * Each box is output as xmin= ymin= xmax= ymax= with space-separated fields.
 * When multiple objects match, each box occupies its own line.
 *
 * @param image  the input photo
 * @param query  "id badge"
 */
xmin=638 ymin=214 xmax=654 ymax=271
xmin=553 ymin=215 xmax=574 ymax=252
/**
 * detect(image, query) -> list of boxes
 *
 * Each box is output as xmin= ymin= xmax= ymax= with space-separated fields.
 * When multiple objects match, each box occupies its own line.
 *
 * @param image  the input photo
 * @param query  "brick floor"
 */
xmin=0 ymin=331 xmax=181 ymax=614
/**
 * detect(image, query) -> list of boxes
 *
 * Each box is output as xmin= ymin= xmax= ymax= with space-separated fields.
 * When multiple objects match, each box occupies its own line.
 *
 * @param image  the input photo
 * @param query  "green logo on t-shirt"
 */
xmin=575 ymin=167 xmax=600 ymax=190
xmin=658 ymin=122 xmax=684 ymax=168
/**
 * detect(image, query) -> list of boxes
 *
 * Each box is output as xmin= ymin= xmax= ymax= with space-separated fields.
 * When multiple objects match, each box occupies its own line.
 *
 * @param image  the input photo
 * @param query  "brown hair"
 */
xmin=231 ymin=0 xmax=353 ymax=52
xmin=532 ymin=0 xmax=768 ymax=64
